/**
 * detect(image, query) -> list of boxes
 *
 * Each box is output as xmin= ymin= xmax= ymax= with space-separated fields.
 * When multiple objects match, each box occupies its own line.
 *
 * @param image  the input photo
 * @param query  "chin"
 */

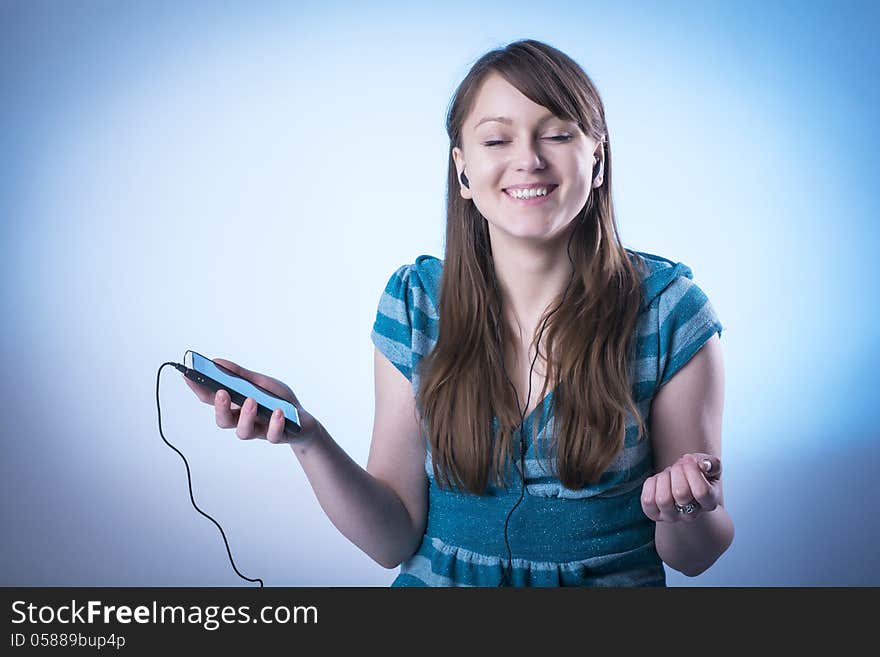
xmin=491 ymin=219 xmax=560 ymax=242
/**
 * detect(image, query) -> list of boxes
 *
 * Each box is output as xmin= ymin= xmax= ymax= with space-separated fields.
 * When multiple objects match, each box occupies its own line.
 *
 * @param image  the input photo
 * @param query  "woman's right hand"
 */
xmin=183 ymin=358 xmax=322 ymax=445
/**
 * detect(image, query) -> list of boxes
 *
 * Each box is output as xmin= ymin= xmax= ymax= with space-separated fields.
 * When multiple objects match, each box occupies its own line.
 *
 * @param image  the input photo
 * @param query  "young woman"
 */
xmin=185 ymin=39 xmax=733 ymax=587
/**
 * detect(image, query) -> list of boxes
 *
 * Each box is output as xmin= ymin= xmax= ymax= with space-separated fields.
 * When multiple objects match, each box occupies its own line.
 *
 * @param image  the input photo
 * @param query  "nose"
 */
xmin=511 ymin=139 xmax=547 ymax=171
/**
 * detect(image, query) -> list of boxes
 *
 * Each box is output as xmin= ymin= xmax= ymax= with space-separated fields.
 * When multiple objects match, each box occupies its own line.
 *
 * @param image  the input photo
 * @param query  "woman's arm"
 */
xmin=643 ymin=334 xmax=734 ymax=576
xmin=287 ymin=347 xmax=428 ymax=570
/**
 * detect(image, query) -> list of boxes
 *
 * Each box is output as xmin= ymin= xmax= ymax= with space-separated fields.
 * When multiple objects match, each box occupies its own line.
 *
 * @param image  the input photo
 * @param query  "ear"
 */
xmin=452 ymin=146 xmax=471 ymax=199
xmin=592 ymin=144 xmax=605 ymax=188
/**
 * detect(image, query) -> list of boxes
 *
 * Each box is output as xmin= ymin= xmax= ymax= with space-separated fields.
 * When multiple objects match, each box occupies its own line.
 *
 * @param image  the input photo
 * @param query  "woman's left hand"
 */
xmin=640 ymin=453 xmax=722 ymax=523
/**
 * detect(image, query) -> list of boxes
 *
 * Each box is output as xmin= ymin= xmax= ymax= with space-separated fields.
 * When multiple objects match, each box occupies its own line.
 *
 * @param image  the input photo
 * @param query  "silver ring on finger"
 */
xmin=674 ymin=500 xmax=699 ymax=514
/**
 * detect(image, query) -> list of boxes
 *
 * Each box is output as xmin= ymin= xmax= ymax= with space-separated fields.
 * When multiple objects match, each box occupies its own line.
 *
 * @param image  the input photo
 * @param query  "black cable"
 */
xmin=493 ymin=220 xmax=580 ymax=587
xmin=156 ymin=361 xmax=264 ymax=587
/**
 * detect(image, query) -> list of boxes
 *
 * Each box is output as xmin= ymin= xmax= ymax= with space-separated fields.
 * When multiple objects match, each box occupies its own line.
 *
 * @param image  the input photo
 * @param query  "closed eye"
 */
xmin=483 ymin=135 xmax=572 ymax=147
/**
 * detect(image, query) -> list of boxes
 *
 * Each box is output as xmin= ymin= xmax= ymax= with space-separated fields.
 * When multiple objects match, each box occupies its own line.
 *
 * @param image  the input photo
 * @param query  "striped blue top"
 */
xmin=370 ymin=250 xmax=724 ymax=587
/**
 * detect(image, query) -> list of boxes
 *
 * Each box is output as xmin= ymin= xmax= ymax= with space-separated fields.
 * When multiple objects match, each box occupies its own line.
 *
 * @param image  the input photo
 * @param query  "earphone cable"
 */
xmin=156 ymin=361 xmax=264 ymax=587
xmin=494 ymin=222 xmax=580 ymax=587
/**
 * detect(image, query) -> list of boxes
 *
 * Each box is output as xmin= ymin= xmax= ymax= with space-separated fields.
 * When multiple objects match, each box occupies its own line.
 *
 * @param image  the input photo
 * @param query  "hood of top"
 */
xmin=632 ymin=250 xmax=693 ymax=311
xmin=411 ymin=250 xmax=691 ymax=315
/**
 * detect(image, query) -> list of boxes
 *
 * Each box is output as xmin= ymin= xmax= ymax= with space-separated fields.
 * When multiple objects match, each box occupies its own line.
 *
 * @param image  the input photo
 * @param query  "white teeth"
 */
xmin=506 ymin=186 xmax=549 ymax=199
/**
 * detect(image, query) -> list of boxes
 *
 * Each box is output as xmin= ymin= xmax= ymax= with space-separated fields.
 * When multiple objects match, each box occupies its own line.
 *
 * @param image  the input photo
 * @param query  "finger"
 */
xmin=266 ymin=408 xmax=287 ymax=444
xmin=214 ymin=389 xmax=239 ymax=429
xmin=235 ymin=397 xmax=262 ymax=440
xmin=670 ymin=463 xmax=693 ymax=506
xmin=683 ymin=458 xmax=714 ymax=509
xmin=641 ymin=476 xmax=660 ymax=521
xmin=654 ymin=470 xmax=675 ymax=519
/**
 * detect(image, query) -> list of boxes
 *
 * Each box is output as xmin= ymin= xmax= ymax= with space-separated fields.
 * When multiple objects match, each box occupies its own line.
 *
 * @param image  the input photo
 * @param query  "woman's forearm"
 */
xmin=654 ymin=505 xmax=734 ymax=577
xmin=288 ymin=423 xmax=421 ymax=569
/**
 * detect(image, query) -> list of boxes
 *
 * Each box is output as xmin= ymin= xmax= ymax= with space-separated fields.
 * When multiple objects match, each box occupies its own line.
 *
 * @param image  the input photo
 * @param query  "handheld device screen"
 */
xmin=188 ymin=351 xmax=301 ymax=429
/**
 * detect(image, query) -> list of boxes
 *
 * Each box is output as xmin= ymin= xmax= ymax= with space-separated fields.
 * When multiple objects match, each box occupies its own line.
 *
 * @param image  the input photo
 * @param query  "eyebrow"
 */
xmin=474 ymin=112 xmax=559 ymax=129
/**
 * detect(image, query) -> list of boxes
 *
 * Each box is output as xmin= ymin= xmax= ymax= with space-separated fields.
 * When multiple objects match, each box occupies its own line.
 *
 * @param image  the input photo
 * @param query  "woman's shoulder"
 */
xmin=387 ymin=249 xmax=702 ymax=314
xmin=626 ymin=248 xmax=696 ymax=311
xmin=395 ymin=250 xmax=699 ymax=307
xmin=380 ymin=254 xmax=442 ymax=312
xmin=413 ymin=254 xmax=443 ymax=306
xmin=371 ymin=255 xmax=443 ymax=383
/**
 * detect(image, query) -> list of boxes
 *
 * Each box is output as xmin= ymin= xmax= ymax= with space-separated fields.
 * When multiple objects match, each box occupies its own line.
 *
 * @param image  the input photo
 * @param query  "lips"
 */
xmin=503 ymin=184 xmax=558 ymax=200
xmin=502 ymin=184 xmax=558 ymax=194
xmin=500 ymin=186 xmax=559 ymax=209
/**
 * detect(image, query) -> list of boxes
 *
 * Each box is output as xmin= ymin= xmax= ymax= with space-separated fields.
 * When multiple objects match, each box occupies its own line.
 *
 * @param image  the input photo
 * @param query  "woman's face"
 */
xmin=452 ymin=72 xmax=603 ymax=243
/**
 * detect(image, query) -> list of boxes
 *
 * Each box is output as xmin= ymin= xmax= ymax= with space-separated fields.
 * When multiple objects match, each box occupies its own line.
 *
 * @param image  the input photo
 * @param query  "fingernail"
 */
xmin=701 ymin=459 xmax=712 ymax=473
xmin=247 ymin=399 xmax=256 ymax=412
xmin=273 ymin=409 xmax=282 ymax=420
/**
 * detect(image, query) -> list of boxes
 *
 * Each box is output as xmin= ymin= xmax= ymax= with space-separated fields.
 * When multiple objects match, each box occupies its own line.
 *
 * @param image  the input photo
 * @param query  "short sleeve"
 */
xmin=656 ymin=275 xmax=724 ymax=389
xmin=371 ymin=264 xmax=415 ymax=382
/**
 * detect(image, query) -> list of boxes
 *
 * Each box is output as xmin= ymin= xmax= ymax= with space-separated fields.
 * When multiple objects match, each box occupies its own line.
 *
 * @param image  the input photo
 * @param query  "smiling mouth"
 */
xmin=502 ymin=185 xmax=559 ymax=202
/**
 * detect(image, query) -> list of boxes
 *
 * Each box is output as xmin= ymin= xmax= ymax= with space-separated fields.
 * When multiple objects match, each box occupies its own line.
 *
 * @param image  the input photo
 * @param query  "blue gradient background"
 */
xmin=2 ymin=0 xmax=878 ymax=586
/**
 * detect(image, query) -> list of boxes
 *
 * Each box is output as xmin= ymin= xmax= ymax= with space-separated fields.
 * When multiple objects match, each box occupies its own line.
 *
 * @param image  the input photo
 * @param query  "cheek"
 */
xmin=560 ymin=178 xmax=592 ymax=208
xmin=575 ymin=156 xmax=598 ymax=191
xmin=475 ymin=161 xmax=506 ymax=189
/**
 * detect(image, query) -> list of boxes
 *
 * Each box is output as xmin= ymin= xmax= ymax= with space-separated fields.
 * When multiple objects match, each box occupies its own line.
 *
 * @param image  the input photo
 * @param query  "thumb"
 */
xmin=212 ymin=358 xmax=263 ymax=387
xmin=212 ymin=357 xmax=299 ymax=407
xmin=212 ymin=358 xmax=246 ymax=376
xmin=697 ymin=454 xmax=722 ymax=479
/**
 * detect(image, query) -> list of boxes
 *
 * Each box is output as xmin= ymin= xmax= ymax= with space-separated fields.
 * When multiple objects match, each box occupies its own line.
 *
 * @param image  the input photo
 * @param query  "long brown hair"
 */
xmin=416 ymin=39 xmax=648 ymax=494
